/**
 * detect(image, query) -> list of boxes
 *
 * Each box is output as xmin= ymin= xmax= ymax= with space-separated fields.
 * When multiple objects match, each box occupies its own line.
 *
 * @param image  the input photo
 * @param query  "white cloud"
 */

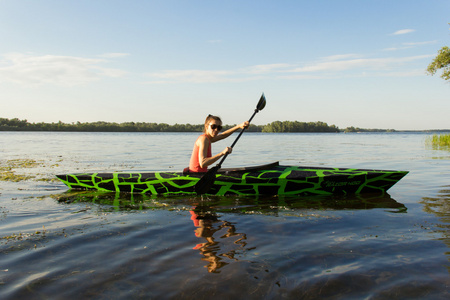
xmin=321 ymin=54 xmax=363 ymax=61
xmin=289 ymin=58 xmax=375 ymax=73
xmin=145 ymin=65 xmax=289 ymax=84
xmin=240 ymin=63 xmax=292 ymax=74
xmin=383 ymin=47 xmax=408 ymax=51
xmin=98 ymin=53 xmax=130 ymax=58
xmin=289 ymin=55 xmax=432 ymax=74
xmin=403 ymin=40 xmax=437 ymax=46
xmin=383 ymin=46 xmax=412 ymax=51
xmin=383 ymin=40 xmax=437 ymax=51
xmin=391 ymin=29 xmax=415 ymax=35
xmin=146 ymin=69 xmax=236 ymax=83
xmin=144 ymin=54 xmax=432 ymax=84
xmin=0 ymin=53 xmax=127 ymax=86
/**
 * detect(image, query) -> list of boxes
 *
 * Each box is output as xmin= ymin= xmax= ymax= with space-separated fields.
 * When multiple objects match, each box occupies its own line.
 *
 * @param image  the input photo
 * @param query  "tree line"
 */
xmin=1 ymin=118 xmax=344 ymax=133
xmin=260 ymin=121 xmax=339 ymax=132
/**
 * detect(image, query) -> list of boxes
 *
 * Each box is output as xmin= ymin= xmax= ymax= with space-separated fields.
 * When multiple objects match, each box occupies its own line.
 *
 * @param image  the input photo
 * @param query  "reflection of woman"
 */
xmin=189 ymin=115 xmax=249 ymax=173
xmin=190 ymin=209 xmax=247 ymax=273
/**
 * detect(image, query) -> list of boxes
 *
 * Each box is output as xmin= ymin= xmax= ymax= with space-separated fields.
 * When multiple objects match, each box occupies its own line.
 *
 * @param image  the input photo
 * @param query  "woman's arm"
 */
xmin=210 ymin=121 xmax=249 ymax=142
xmin=197 ymin=135 xmax=232 ymax=169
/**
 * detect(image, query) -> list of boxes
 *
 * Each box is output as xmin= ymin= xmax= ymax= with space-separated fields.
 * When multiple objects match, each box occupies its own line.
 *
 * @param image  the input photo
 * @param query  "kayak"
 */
xmin=56 ymin=162 xmax=408 ymax=196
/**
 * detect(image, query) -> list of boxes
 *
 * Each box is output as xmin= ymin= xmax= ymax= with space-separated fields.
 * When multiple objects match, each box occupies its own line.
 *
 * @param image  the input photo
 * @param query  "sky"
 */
xmin=0 ymin=0 xmax=449 ymax=130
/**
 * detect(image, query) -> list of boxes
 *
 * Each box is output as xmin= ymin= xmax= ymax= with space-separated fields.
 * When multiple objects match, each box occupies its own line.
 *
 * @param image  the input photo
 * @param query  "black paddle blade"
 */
xmin=194 ymin=165 xmax=220 ymax=194
xmin=257 ymin=93 xmax=266 ymax=111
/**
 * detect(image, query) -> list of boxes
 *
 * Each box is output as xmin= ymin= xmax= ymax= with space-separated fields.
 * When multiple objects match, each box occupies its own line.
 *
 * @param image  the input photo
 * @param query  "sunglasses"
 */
xmin=209 ymin=123 xmax=223 ymax=131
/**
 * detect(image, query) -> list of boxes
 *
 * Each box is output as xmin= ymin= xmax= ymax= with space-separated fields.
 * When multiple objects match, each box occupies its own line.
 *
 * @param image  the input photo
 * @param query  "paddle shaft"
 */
xmin=216 ymin=108 xmax=259 ymax=168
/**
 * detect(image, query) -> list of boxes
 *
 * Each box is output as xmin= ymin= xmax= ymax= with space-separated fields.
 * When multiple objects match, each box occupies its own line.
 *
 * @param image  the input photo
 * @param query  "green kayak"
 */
xmin=56 ymin=162 xmax=408 ymax=196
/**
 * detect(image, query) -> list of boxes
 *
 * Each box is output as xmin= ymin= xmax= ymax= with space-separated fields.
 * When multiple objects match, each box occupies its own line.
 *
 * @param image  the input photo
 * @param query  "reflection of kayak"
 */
xmin=56 ymin=190 xmax=407 ymax=213
xmin=56 ymin=162 xmax=408 ymax=196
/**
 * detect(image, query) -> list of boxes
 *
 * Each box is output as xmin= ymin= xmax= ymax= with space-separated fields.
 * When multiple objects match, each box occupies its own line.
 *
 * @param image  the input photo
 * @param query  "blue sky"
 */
xmin=1 ymin=0 xmax=449 ymax=130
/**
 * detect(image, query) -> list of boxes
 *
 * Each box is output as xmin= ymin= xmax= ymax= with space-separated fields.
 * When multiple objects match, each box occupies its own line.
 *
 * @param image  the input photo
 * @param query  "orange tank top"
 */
xmin=189 ymin=134 xmax=211 ymax=172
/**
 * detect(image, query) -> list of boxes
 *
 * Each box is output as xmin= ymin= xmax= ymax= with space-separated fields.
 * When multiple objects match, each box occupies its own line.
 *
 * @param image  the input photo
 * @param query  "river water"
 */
xmin=0 ymin=132 xmax=449 ymax=299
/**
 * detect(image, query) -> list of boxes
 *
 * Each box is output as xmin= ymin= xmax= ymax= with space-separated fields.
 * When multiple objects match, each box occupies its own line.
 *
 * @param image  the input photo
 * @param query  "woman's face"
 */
xmin=206 ymin=120 xmax=222 ymax=137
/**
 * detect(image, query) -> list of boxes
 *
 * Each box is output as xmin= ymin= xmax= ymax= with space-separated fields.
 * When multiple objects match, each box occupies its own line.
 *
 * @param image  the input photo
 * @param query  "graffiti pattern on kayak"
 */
xmin=56 ymin=165 xmax=408 ymax=196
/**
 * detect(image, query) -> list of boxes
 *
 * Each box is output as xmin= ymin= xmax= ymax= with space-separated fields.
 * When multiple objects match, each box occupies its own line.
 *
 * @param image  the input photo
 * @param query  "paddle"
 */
xmin=194 ymin=93 xmax=266 ymax=194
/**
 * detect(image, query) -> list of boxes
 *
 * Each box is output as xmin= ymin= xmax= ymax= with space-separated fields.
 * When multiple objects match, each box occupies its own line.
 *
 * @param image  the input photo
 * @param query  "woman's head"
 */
xmin=204 ymin=114 xmax=223 ymax=134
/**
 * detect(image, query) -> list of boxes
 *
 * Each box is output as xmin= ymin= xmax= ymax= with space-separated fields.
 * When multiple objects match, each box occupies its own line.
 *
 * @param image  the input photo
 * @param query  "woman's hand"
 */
xmin=221 ymin=147 xmax=232 ymax=156
xmin=239 ymin=121 xmax=250 ymax=129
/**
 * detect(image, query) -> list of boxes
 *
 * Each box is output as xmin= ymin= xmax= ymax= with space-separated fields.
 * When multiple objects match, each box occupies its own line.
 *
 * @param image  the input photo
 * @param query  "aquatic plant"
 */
xmin=426 ymin=134 xmax=450 ymax=149
xmin=0 ymin=159 xmax=41 ymax=182
xmin=0 ymin=170 xmax=33 ymax=182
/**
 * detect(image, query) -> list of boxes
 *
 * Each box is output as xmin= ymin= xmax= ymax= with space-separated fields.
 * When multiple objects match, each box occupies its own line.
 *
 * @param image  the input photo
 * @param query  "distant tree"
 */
xmin=0 ymin=117 xmax=28 ymax=129
xmin=344 ymin=126 xmax=359 ymax=133
xmin=262 ymin=121 xmax=340 ymax=133
xmin=427 ymin=46 xmax=450 ymax=81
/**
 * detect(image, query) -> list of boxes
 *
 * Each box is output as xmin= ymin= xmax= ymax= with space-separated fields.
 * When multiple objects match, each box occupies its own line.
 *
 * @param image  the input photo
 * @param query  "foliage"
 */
xmin=261 ymin=121 xmax=339 ymax=133
xmin=426 ymin=134 xmax=450 ymax=148
xmin=0 ymin=118 xmax=259 ymax=132
xmin=426 ymin=46 xmax=450 ymax=81
xmin=344 ymin=126 xmax=396 ymax=133
xmin=0 ymin=118 xmax=343 ymax=133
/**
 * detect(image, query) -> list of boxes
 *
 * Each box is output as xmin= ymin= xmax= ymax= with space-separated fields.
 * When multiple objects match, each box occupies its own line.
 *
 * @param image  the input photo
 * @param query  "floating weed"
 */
xmin=1 ymin=226 xmax=50 ymax=250
xmin=0 ymin=159 xmax=54 ymax=182
xmin=1 ymin=232 xmax=35 ymax=241
xmin=5 ymin=159 xmax=41 ymax=168
xmin=0 ymin=171 xmax=34 ymax=182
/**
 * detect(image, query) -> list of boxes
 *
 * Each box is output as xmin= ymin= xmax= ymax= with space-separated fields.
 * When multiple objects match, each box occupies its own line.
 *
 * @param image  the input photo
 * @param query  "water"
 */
xmin=0 ymin=132 xmax=449 ymax=299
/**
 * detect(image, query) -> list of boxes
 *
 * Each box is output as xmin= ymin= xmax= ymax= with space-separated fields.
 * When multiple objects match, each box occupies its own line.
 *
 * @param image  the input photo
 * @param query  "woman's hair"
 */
xmin=204 ymin=114 xmax=222 ymax=132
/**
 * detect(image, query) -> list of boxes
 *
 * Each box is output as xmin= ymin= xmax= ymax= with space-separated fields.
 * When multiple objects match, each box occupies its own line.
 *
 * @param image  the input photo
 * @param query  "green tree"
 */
xmin=427 ymin=46 xmax=450 ymax=81
xmin=261 ymin=120 xmax=340 ymax=133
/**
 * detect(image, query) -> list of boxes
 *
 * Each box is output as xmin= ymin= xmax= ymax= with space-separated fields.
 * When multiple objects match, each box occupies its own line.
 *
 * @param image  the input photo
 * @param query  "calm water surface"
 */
xmin=0 ymin=132 xmax=449 ymax=299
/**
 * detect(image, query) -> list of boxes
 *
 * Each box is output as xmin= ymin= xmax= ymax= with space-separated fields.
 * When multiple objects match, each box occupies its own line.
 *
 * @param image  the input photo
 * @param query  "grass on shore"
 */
xmin=426 ymin=134 xmax=450 ymax=148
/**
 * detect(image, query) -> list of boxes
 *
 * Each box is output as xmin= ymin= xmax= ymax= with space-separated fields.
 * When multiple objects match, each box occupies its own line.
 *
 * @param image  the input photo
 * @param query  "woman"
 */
xmin=189 ymin=115 xmax=249 ymax=172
